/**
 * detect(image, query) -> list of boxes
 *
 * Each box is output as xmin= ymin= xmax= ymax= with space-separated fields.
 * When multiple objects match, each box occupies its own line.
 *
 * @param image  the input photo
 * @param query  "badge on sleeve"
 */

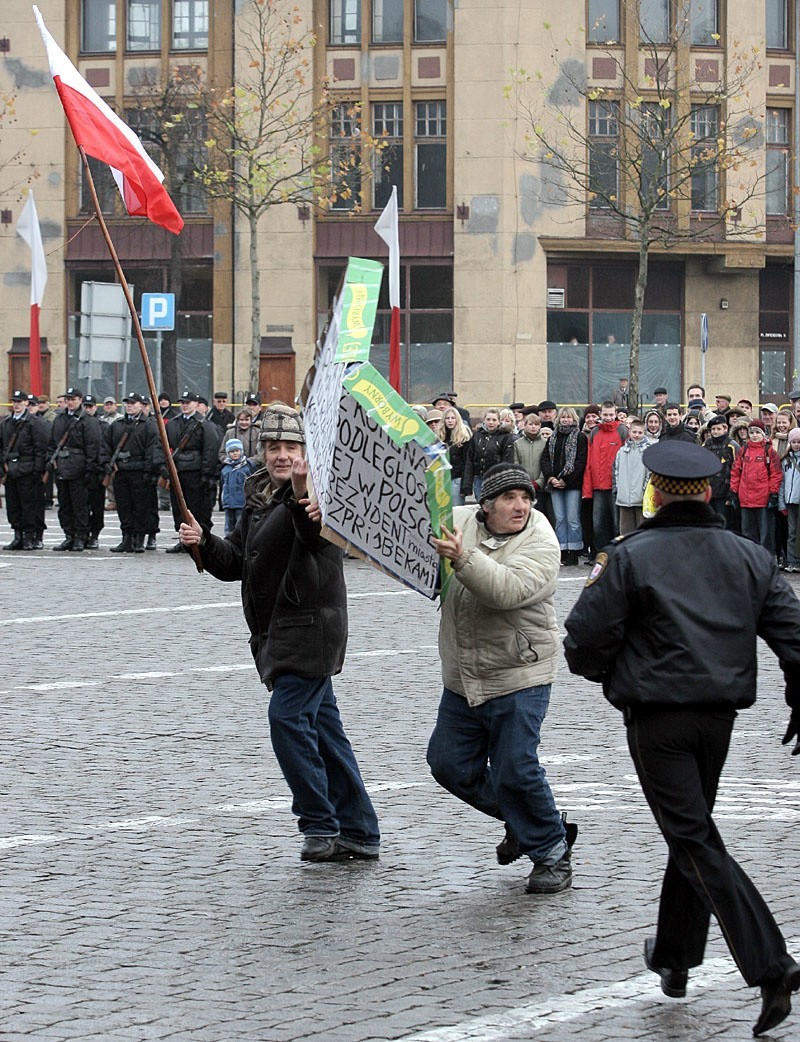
xmin=585 ymin=551 xmax=609 ymax=587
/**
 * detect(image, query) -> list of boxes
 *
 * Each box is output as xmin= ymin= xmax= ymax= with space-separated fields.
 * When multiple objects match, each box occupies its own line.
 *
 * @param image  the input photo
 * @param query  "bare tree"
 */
xmin=509 ymin=2 xmax=769 ymax=403
xmin=197 ymin=0 xmax=379 ymax=391
xmin=0 ymin=90 xmax=38 ymax=197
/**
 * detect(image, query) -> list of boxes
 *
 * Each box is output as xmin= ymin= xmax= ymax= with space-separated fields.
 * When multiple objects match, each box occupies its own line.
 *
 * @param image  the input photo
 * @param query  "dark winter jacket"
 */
xmin=540 ymin=428 xmax=588 ymax=491
xmin=198 ymin=472 xmax=347 ymax=687
xmin=0 ymin=411 xmax=49 ymax=478
xmin=165 ymin=413 xmax=220 ymax=479
xmin=105 ymin=413 xmax=164 ymax=474
xmin=462 ymin=426 xmax=515 ymax=496
xmin=48 ymin=407 xmax=102 ymax=480
xmin=703 ymin=434 xmax=737 ymax=501
xmin=563 ymin=500 xmax=800 ymax=711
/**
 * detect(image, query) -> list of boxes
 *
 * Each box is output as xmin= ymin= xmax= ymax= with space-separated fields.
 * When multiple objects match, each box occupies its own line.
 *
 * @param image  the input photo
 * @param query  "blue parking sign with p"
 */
xmin=141 ymin=293 xmax=175 ymax=331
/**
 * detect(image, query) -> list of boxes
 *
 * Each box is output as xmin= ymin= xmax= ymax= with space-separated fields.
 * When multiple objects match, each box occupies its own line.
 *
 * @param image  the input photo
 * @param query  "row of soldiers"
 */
xmin=0 ymin=386 xmax=232 ymax=552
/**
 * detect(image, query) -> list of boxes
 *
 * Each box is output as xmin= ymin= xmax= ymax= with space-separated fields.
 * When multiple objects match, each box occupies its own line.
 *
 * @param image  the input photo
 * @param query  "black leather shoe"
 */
xmin=644 ymin=937 xmax=688 ymax=998
xmin=164 ymin=542 xmax=184 ymax=554
xmin=109 ymin=537 xmax=132 ymax=553
xmin=52 ymin=538 xmax=73 ymax=552
xmin=300 ymin=835 xmax=349 ymax=862
xmin=4 ymin=533 xmax=23 ymax=550
xmin=22 ymin=535 xmax=35 ymax=551
xmin=145 ymin=536 xmax=157 ymax=551
xmin=70 ymin=540 xmax=85 ymax=552
xmin=753 ymin=963 xmax=800 ymax=1036
xmin=84 ymin=537 xmax=99 ymax=550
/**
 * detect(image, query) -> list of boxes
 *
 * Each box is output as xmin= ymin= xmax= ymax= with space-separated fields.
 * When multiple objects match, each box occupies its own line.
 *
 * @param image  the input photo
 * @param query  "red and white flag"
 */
xmin=33 ymin=6 xmax=184 ymax=235
xmin=16 ymin=190 xmax=47 ymax=395
xmin=374 ymin=186 xmax=401 ymax=392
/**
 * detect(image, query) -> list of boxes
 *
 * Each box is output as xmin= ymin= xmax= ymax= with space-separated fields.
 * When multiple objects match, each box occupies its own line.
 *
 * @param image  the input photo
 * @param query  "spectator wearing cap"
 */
xmin=99 ymin=397 xmax=121 ymax=425
xmin=564 ymin=440 xmax=800 ymax=1039
xmin=35 ymin=396 xmax=56 ymax=424
xmin=779 ymin=429 xmax=800 ymax=572
xmin=612 ymin=377 xmax=630 ymax=411
xmin=47 ymin=387 xmax=103 ymax=552
xmin=162 ymin=391 xmax=221 ymax=551
xmin=107 ymin=392 xmax=164 ymax=553
xmin=653 ymin=387 xmax=669 ymax=416
xmin=461 ymin=408 xmax=515 ymax=501
xmin=738 ymin=398 xmax=754 ymax=417
xmin=159 ymin=393 xmax=180 ymax=422
xmin=537 ymin=400 xmax=558 ymax=430
xmin=0 ymin=389 xmax=49 ymax=550
xmin=428 ymin=462 xmax=577 ymax=895
xmin=761 ymin=402 xmax=779 ymax=436
xmin=425 ymin=408 xmax=444 ymax=431
xmin=714 ymin=393 xmax=732 ymax=415
xmin=244 ymin=393 xmax=262 ymax=421
xmin=179 ymin=403 xmax=380 ymax=863
xmin=208 ymin=391 xmax=235 ymax=432
xmin=508 ymin=403 xmax=526 ymax=433
xmin=702 ymin=413 xmax=738 ymax=524
xmin=730 ymin=419 xmax=782 ymax=551
xmin=432 ymin=391 xmax=471 ymax=428
xmin=219 ymin=438 xmax=258 ymax=536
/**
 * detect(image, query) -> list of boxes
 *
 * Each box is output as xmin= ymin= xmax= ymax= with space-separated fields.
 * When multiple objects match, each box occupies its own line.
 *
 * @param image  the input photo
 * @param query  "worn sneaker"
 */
xmin=338 ymin=836 xmax=380 ymax=860
xmin=300 ymin=835 xmax=349 ymax=862
xmin=496 ymin=825 xmax=522 ymax=865
xmin=525 ymin=853 xmax=573 ymax=894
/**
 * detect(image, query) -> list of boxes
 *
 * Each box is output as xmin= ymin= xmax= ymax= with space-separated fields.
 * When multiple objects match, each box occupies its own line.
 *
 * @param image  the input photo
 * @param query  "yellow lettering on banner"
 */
xmin=351 ymin=379 xmax=422 ymax=440
xmin=432 ymin=466 xmax=449 ymax=509
xmin=345 ymin=283 xmax=369 ymax=340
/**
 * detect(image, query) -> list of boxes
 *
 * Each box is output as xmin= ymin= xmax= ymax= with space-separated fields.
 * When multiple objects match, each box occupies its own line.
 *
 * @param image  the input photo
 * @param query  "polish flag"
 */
xmin=16 ymin=191 xmax=47 ymax=396
xmin=374 ymin=186 xmax=401 ymax=393
xmin=33 ymin=6 xmax=184 ymax=235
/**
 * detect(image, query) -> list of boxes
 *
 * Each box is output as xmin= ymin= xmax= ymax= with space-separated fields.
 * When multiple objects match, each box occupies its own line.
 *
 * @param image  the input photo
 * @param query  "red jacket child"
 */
xmin=730 ymin=425 xmax=782 ymax=507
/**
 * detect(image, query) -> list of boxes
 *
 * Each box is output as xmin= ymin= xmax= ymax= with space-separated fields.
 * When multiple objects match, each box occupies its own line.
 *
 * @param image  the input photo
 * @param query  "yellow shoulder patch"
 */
xmin=585 ymin=551 xmax=609 ymax=587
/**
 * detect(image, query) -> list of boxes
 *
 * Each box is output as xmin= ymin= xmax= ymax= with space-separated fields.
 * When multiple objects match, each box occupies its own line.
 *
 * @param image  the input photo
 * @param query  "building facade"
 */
xmin=0 ymin=0 xmax=796 ymax=408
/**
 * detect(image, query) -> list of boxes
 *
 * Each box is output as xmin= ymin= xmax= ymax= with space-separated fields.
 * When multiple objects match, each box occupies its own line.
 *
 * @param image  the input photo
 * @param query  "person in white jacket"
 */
xmin=779 ymin=428 xmax=800 ymax=572
xmin=427 ymin=463 xmax=576 ymax=895
xmin=613 ymin=417 xmax=650 ymax=534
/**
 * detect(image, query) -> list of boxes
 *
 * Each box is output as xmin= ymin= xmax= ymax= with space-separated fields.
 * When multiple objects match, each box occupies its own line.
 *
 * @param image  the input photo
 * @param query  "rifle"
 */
xmin=0 ymin=423 xmax=22 ymax=486
xmin=102 ymin=429 xmax=132 ymax=488
xmin=42 ymin=423 xmax=74 ymax=484
xmin=158 ymin=420 xmax=196 ymax=491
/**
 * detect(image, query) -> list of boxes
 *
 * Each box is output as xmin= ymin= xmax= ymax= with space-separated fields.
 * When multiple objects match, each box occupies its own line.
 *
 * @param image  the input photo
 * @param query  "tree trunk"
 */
xmin=248 ymin=206 xmax=261 ymax=395
xmin=629 ymin=225 xmax=651 ymax=411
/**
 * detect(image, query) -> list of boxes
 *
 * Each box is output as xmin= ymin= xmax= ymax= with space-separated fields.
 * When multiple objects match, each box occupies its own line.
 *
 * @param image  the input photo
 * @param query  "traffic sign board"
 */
xmin=141 ymin=293 xmax=175 ymax=331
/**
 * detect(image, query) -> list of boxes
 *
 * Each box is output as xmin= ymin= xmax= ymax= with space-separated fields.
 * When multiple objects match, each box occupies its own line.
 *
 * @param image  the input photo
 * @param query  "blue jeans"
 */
xmin=426 ymin=686 xmax=566 ymax=863
xmin=592 ymin=488 xmax=618 ymax=554
xmin=268 ymin=674 xmax=380 ymax=845
xmin=550 ymin=489 xmax=583 ymax=550
xmin=472 ymin=475 xmax=483 ymax=501
xmin=741 ymin=506 xmax=774 ymax=553
xmin=451 ymin=477 xmax=465 ymax=507
xmin=788 ymin=504 xmax=800 ymax=566
xmin=224 ymin=507 xmax=243 ymax=536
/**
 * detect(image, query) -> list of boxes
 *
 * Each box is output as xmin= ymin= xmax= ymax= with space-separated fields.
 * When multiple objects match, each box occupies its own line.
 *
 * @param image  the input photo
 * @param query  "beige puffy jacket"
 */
xmin=439 ymin=505 xmax=561 ymax=706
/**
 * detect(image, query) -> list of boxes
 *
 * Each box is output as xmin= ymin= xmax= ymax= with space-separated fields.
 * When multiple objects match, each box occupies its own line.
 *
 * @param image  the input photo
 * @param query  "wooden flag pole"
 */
xmin=78 ymin=145 xmax=203 ymax=573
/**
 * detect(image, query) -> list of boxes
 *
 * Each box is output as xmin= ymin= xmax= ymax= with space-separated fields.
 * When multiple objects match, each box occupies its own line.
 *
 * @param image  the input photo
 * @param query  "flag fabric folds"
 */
xmin=374 ymin=186 xmax=401 ymax=393
xmin=33 ymin=6 xmax=184 ymax=235
xmin=16 ymin=190 xmax=47 ymax=395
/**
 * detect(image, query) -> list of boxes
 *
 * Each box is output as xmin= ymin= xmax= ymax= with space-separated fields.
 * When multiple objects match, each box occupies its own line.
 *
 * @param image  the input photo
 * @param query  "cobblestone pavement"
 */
xmin=1 ymin=509 xmax=799 ymax=1041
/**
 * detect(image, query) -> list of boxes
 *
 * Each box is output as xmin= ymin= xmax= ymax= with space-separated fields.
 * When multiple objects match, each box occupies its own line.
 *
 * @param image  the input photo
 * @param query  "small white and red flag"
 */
xmin=374 ymin=185 xmax=401 ymax=392
xmin=16 ymin=190 xmax=47 ymax=395
xmin=33 ymin=6 xmax=184 ymax=235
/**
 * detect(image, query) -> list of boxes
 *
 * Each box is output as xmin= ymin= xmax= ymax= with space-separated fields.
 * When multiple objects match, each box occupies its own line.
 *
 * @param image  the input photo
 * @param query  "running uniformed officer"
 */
xmin=563 ymin=440 xmax=800 ymax=1037
xmin=1 ymin=389 xmax=49 ymax=550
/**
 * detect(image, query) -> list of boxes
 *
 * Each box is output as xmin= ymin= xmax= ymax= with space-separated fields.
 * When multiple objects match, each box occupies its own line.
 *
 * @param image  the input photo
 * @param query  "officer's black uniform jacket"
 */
xmin=0 ymin=411 xmax=49 ymax=477
xmin=105 ymin=413 xmax=164 ymax=473
xmin=197 ymin=470 xmax=347 ymax=688
xmin=563 ymin=501 xmax=800 ymax=712
xmin=48 ymin=407 xmax=102 ymax=480
xmin=165 ymin=413 xmax=219 ymax=478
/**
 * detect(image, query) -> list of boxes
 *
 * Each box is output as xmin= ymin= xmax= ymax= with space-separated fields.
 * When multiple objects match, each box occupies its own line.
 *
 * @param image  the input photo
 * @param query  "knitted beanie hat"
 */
xmin=226 ymin=439 xmax=244 ymax=452
xmin=479 ymin=463 xmax=536 ymax=505
xmin=258 ymin=403 xmax=305 ymax=444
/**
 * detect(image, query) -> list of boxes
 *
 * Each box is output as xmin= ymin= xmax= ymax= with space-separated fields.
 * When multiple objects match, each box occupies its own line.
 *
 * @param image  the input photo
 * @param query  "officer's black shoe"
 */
xmin=22 ymin=534 xmax=35 ymax=551
xmin=133 ymin=534 xmax=145 ymax=553
xmin=84 ymin=536 xmax=99 ymax=550
xmin=70 ymin=539 xmax=85 ymax=552
xmin=53 ymin=538 xmax=73 ymax=551
xmin=33 ymin=537 xmax=43 ymax=550
xmin=145 ymin=535 xmax=157 ymax=551
xmin=753 ymin=962 xmax=800 ymax=1036
xmin=165 ymin=541 xmax=184 ymax=554
xmin=109 ymin=535 xmax=132 ymax=553
xmin=4 ymin=532 xmax=23 ymax=550
xmin=643 ymin=938 xmax=688 ymax=998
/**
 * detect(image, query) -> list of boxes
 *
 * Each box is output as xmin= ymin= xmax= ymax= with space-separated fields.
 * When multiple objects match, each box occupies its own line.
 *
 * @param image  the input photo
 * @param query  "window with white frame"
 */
xmin=373 ymin=0 xmax=403 ymax=43
xmin=767 ymin=0 xmax=789 ymax=48
xmin=330 ymin=103 xmax=362 ymax=211
xmin=588 ymin=100 xmax=619 ymax=208
xmin=690 ymin=105 xmax=719 ymax=211
xmin=588 ymin=0 xmax=620 ymax=44
xmin=127 ymin=0 xmax=161 ymax=50
xmin=172 ymin=0 xmax=208 ymax=50
xmin=415 ymin=101 xmax=446 ymax=208
xmin=331 ymin=0 xmax=361 ymax=44
xmin=766 ymin=108 xmax=790 ymax=215
xmin=82 ymin=0 xmax=116 ymax=51
xmin=373 ymin=102 xmax=404 ymax=209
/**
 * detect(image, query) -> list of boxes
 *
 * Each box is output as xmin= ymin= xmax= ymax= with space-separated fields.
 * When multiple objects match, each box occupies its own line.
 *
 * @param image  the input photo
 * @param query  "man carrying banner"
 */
xmin=178 ymin=403 xmax=380 ymax=862
xmin=427 ymin=462 xmax=576 ymax=894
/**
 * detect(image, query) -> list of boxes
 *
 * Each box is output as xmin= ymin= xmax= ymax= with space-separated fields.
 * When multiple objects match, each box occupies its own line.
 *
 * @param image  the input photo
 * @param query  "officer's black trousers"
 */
xmin=169 ymin=470 xmax=210 ymax=532
xmin=5 ymin=474 xmax=43 ymax=536
xmin=56 ymin=477 xmax=89 ymax=540
xmin=627 ymin=707 xmax=792 ymax=986
xmin=114 ymin=470 xmax=148 ymax=535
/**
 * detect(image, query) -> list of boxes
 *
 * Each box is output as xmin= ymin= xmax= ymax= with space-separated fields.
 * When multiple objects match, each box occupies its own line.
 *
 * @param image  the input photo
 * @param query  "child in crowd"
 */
xmin=779 ymin=428 xmax=800 ymax=572
xmin=730 ymin=420 xmax=782 ymax=552
xmin=220 ymin=439 xmax=258 ymax=536
xmin=613 ymin=416 xmax=649 ymax=535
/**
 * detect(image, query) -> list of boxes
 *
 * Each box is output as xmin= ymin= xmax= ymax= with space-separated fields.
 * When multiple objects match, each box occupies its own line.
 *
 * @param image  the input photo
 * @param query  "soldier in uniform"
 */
xmin=81 ymin=394 xmax=106 ymax=549
xmin=1 ymin=390 xmax=49 ymax=550
xmin=106 ymin=391 xmax=163 ymax=553
xmin=47 ymin=387 xmax=102 ymax=552
xmin=162 ymin=390 xmax=220 ymax=552
xmin=563 ymin=441 xmax=800 ymax=1037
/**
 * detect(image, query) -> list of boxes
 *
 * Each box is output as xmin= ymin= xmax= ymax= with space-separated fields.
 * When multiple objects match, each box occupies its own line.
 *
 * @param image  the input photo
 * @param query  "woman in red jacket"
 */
xmin=730 ymin=420 xmax=782 ymax=551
